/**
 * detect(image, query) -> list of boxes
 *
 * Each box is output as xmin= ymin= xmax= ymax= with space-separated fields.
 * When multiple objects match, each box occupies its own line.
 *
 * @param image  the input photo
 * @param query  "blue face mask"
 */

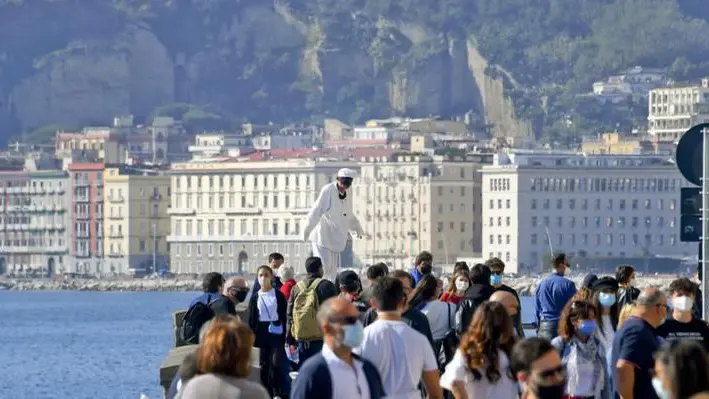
xmin=599 ymin=293 xmax=617 ymax=308
xmin=341 ymin=321 xmax=364 ymax=348
xmin=578 ymin=320 xmax=597 ymax=337
xmin=490 ymin=274 xmax=502 ymax=285
xmin=652 ymin=377 xmax=669 ymax=399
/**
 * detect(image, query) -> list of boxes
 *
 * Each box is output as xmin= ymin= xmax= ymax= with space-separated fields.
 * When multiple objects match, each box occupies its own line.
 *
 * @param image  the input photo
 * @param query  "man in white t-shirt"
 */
xmin=355 ymin=276 xmax=443 ymax=399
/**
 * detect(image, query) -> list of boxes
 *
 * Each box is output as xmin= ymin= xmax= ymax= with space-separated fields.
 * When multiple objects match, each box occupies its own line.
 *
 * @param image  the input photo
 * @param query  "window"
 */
xmin=531 ymin=234 xmax=537 ymax=244
xmin=531 ymin=199 xmax=537 ymax=210
xmin=208 ymin=244 xmax=214 ymax=257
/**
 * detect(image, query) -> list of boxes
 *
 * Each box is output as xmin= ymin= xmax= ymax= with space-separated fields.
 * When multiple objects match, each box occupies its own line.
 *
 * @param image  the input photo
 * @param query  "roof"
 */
xmin=68 ymin=162 xmax=106 ymax=171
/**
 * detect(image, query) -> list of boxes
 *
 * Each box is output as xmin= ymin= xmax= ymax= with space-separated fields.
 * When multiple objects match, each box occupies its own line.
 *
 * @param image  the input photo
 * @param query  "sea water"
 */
xmin=0 ymin=291 xmax=536 ymax=399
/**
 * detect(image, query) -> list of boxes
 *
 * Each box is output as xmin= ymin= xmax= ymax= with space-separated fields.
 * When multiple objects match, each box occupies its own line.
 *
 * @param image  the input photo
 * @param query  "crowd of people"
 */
xmin=167 ymin=250 xmax=709 ymax=399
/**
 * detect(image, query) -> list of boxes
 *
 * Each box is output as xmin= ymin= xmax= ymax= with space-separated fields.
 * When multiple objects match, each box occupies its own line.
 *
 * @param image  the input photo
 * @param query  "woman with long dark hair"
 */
xmin=409 ymin=274 xmax=456 ymax=369
xmin=654 ymin=340 xmax=709 ymax=399
xmin=440 ymin=301 xmax=518 ymax=398
xmin=552 ymin=300 xmax=610 ymax=399
xmin=247 ymin=265 xmax=288 ymax=398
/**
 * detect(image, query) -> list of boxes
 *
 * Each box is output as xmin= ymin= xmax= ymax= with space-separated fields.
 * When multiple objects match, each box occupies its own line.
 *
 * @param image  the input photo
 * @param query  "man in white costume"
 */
xmin=303 ymin=168 xmax=365 ymax=281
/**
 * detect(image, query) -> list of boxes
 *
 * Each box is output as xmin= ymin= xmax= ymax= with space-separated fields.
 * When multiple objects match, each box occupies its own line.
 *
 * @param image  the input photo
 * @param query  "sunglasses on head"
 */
xmin=570 ymin=301 xmax=591 ymax=311
xmin=331 ymin=316 xmax=359 ymax=325
xmin=538 ymin=365 xmax=565 ymax=379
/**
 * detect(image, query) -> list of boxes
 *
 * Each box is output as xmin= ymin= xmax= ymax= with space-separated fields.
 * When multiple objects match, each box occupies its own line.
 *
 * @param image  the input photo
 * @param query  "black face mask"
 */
xmin=419 ymin=264 xmax=433 ymax=275
xmin=532 ymin=381 xmax=565 ymax=399
xmin=339 ymin=178 xmax=353 ymax=188
xmin=235 ymin=290 xmax=248 ymax=303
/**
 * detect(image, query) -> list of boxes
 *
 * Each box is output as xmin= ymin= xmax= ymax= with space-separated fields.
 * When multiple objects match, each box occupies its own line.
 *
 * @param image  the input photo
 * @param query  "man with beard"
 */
xmin=303 ymin=168 xmax=365 ymax=281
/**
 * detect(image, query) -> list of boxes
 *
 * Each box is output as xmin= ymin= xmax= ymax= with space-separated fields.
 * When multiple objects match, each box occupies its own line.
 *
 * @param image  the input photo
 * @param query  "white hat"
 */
xmin=337 ymin=168 xmax=357 ymax=178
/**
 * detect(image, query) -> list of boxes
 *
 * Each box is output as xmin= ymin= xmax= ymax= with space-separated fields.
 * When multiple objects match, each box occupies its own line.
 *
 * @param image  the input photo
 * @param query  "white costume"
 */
xmin=303 ymin=168 xmax=364 ymax=281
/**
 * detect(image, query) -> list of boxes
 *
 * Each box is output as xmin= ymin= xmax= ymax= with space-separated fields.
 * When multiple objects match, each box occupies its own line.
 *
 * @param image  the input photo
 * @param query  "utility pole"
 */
xmin=152 ymin=222 xmax=157 ymax=275
xmin=702 ymin=127 xmax=709 ymax=320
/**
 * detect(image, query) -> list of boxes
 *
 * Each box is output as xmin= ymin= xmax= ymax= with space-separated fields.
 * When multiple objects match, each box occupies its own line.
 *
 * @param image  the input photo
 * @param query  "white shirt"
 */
xmin=303 ymin=182 xmax=363 ymax=252
xmin=440 ymin=349 xmax=518 ymax=399
xmin=257 ymin=289 xmax=278 ymax=322
xmin=568 ymin=356 xmax=596 ymax=396
xmin=355 ymin=319 xmax=438 ymax=399
xmin=421 ymin=300 xmax=456 ymax=341
xmin=322 ymin=344 xmax=371 ymax=399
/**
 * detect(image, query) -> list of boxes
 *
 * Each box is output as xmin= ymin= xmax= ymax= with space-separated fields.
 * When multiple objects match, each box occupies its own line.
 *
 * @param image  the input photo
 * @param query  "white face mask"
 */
xmin=455 ymin=281 xmax=469 ymax=292
xmin=672 ymin=296 xmax=694 ymax=313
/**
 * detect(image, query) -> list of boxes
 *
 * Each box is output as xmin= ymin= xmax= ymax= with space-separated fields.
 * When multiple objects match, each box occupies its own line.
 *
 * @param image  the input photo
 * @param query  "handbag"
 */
xmin=259 ymin=295 xmax=284 ymax=335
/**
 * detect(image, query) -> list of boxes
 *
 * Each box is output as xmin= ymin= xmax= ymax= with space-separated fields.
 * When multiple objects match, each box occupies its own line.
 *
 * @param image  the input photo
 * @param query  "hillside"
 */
xmin=0 ymin=0 xmax=709 ymax=141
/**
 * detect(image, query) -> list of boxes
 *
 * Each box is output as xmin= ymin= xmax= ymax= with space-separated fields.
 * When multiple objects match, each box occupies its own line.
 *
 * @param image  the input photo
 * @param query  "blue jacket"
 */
xmin=535 ymin=273 xmax=577 ymax=324
xmin=409 ymin=268 xmax=424 ymax=287
xmin=291 ymin=352 xmax=386 ymax=399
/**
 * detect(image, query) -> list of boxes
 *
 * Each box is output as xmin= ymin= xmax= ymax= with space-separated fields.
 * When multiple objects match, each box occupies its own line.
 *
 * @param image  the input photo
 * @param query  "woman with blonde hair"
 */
xmin=617 ymin=303 xmax=636 ymax=329
xmin=177 ymin=314 xmax=269 ymax=399
xmin=440 ymin=301 xmax=518 ymax=398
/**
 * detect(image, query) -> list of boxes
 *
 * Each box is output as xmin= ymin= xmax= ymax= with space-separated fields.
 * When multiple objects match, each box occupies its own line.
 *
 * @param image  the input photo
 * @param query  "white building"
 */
xmin=167 ymin=158 xmax=357 ymax=274
xmin=482 ymin=152 xmax=694 ymax=274
xmin=648 ymin=78 xmax=709 ymax=142
xmin=352 ymin=153 xmax=488 ymax=269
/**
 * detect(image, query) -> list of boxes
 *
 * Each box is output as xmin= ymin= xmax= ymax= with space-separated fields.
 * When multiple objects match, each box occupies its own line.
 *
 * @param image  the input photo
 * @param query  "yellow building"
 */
xmin=581 ymin=133 xmax=653 ymax=155
xmin=55 ymin=128 xmax=125 ymax=163
xmin=103 ymin=166 xmax=170 ymax=274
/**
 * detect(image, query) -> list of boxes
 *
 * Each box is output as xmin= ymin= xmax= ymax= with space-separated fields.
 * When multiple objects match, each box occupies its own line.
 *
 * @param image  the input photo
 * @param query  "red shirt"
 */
xmin=440 ymin=291 xmax=463 ymax=305
xmin=280 ymin=279 xmax=297 ymax=301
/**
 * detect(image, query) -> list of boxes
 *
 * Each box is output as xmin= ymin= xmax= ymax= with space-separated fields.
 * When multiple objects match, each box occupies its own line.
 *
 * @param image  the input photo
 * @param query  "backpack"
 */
xmin=291 ymin=278 xmax=323 ymax=341
xmin=180 ymin=294 xmax=216 ymax=345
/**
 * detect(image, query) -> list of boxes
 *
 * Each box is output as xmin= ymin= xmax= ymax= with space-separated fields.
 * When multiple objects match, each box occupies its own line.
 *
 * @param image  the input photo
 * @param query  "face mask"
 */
xmin=563 ymin=266 xmax=571 ymax=276
xmin=455 ymin=281 xmax=469 ymax=292
xmin=341 ymin=321 xmax=364 ymax=348
xmin=672 ymin=296 xmax=694 ymax=313
xmin=236 ymin=290 xmax=248 ymax=302
xmin=599 ymin=293 xmax=617 ymax=308
xmin=258 ymin=277 xmax=267 ymax=288
xmin=339 ymin=178 xmax=353 ymax=189
xmin=419 ymin=264 xmax=432 ymax=275
xmin=577 ymin=320 xmax=597 ymax=337
xmin=490 ymin=274 xmax=502 ymax=285
xmin=532 ymin=380 xmax=565 ymax=399
xmin=652 ymin=377 xmax=670 ymax=399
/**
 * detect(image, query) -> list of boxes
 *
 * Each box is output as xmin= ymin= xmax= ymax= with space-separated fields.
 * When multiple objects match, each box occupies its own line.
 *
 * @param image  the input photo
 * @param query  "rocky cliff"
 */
xmin=0 ymin=0 xmax=528 ymax=137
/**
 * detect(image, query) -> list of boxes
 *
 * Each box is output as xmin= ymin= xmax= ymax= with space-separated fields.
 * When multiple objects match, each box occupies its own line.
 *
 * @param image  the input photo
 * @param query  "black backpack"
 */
xmin=180 ymin=294 xmax=216 ymax=345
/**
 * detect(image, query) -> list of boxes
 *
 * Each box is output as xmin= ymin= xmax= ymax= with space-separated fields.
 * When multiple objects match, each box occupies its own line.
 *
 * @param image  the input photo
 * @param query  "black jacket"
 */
xmin=248 ymin=288 xmax=288 ymax=348
xmin=286 ymin=275 xmax=338 ymax=343
xmin=617 ymin=286 xmax=640 ymax=308
xmin=495 ymin=284 xmax=525 ymax=337
xmin=455 ymin=283 xmax=495 ymax=335
xmin=361 ymin=307 xmax=435 ymax=349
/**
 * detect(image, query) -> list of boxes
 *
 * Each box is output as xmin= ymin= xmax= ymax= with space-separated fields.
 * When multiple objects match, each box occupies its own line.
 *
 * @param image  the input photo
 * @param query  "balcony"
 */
xmin=107 ymin=196 xmax=125 ymax=204
xmin=108 ymin=232 xmax=124 ymax=238
xmin=76 ymin=213 xmax=91 ymax=220
xmin=74 ymin=195 xmax=90 ymax=202
xmin=167 ymin=207 xmax=195 ymax=216
xmin=107 ymin=214 xmax=124 ymax=220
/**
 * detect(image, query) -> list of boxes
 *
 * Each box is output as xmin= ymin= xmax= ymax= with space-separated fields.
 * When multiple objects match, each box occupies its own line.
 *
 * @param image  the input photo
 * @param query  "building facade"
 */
xmin=482 ymin=152 xmax=694 ymax=274
xmin=68 ymin=163 xmax=105 ymax=275
xmin=352 ymin=153 xmax=487 ymax=269
xmin=167 ymin=159 xmax=356 ymax=275
xmin=0 ymin=170 xmax=70 ymax=275
xmin=648 ymin=79 xmax=709 ymax=142
xmin=103 ymin=167 xmax=170 ymax=274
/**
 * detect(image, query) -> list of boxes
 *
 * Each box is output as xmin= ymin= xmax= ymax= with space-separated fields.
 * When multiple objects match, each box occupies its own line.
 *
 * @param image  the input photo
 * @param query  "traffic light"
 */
xmin=681 ymin=187 xmax=702 ymax=242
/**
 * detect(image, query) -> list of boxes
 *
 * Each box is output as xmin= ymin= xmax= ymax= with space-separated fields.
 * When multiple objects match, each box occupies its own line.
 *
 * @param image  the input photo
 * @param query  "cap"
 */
xmin=581 ymin=274 xmax=598 ymax=289
xmin=337 ymin=168 xmax=356 ymax=178
xmin=592 ymin=276 xmax=619 ymax=293
xmin=305 ymin=256 xmax=323 ymax=274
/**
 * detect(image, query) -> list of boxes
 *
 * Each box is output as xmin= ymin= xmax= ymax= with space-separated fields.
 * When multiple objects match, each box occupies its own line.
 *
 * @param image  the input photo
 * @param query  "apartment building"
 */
xmin=167 ymin=158 xmax=356 ymax=274
xmin=648 ymin=78 xmax=709 ymax=142
xmin=103 ymin=167 xmax=170 ymax=274
xmin=482 ymin=152 xmax=694 ymax=274
xmin=55 ymin=127 xmax=124 ymax=164
xmin=352 ymin=152 xmax=490 ymax=269
xmin=67 ymin=163 xmax=105 ymax=275
xmin=0 ymin=166 xmax=70 ymax=275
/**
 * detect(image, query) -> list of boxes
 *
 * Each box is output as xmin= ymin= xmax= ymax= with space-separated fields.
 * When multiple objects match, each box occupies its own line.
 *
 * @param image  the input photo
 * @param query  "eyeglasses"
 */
xmin=330 ymin=316 xmax=359 ymax=325
xmin=538 ymin=365 xmax=565 ymax=379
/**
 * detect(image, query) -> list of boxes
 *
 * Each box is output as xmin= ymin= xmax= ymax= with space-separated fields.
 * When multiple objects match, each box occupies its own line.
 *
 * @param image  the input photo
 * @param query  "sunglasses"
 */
xmin=331 ymin=316 xmax=359 ymax=325
xmin=538 ymin=365 xmax=565 ymax=379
